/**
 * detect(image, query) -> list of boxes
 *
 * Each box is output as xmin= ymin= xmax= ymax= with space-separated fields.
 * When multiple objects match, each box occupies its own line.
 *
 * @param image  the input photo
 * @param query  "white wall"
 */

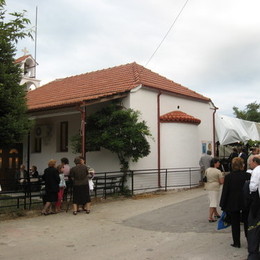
xmin=126 ymin=88 xmax=158 ymax=170
xmin=126 ymin=87 xmax=215 ymax=170
xmin=160 ymin=94 xmax=215 ymax=155
xmin=86 ymin=149 xmax=121 ymax=172
xmin=160 ymin=123 xmax=200 ymax=168
xmin=28 ymin=112 xmax=82 ymax=174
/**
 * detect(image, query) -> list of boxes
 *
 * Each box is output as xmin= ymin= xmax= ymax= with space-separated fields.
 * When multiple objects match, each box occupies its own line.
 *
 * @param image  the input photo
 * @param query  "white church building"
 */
xmin=22 ymin=61 xmax=216 ymax=189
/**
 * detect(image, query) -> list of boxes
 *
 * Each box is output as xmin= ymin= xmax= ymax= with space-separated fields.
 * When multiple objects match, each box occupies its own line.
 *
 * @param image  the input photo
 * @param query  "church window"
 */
xmin=60 ymin=121 xmax=68 ymax=152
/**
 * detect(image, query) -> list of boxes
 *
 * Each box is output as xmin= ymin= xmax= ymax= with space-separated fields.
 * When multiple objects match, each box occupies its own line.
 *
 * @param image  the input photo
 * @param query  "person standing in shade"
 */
xmin=220 ymin=157 xmax=251 ymax=248
xmin=247 ymin=148 xmax=259 ymax=171
xmin=61 ymin=157 xmax=70 ymax=182
xmin=239 ymin=147 xmax=248 ymax=171
xmin=55 ymin=164 xmax=66 ymax=212
xmin=29 ymin=165 xmax=40 ymax=192
xmin=70 ymin=156 xmax=92 ymax=215
xmin=199 ymin=150 xmax=212 ymax=182
xmin=29 ymin=165 xmax=39 ymax=178
xmin=247 ymin=155 xmax=260 ymax=260
xmin=41 ymin=160 xmax=60 ymax=215
xmin=228 ymin=147 xmax=239 ymax=172
xmin=16 ymin=164 xmax=29 ymax=184
xmin=205 ymin=158 xmax=224 ymax=222
xmin=61 ymin=157 xmax=71 ymax=202
xmin=15 ymin=164 xmax=29 ymax=194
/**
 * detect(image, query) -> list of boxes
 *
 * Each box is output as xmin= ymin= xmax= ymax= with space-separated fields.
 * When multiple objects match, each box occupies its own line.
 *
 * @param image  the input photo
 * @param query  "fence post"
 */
xmin=165 ymin=169 xmax=168 ymax=191
xmin=189 ymin=168 xmax=191 ymax=189
xmin=104 ymin=172 xmax=107 ymax=199
xmin=131 ymin=171 xmax=134 ymax=196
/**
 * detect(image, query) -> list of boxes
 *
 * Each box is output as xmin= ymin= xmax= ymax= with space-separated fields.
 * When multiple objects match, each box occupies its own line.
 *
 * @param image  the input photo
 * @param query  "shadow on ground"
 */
xmin=122 ymin=194 xmax=230 ymax=234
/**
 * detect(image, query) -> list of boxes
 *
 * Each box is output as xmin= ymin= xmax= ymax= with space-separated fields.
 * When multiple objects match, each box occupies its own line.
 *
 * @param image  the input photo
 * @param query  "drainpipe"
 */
xmin=157 ymin=91 xmax=162 ymax=187
xmin=27 ymin=132 xmax=30 ymax=172
xmin=76 ymin=103 xmax=86 ymax=161
xmin=212 ymin=106 xmax=218 ymax=157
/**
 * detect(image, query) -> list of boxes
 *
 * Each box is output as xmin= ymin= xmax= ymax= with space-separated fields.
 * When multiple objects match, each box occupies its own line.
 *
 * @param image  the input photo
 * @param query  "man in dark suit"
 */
xmin=220 ymin=157 xmax=251 ymax=248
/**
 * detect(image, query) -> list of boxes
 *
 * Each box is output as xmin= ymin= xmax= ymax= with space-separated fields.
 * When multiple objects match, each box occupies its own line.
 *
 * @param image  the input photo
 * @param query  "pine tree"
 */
xmin=0 ymin=0 xmax=33 ymax=147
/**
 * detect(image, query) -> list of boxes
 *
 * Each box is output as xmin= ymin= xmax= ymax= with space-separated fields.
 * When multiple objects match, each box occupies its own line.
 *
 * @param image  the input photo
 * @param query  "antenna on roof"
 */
xmin=34 ymin=6 xmax=38 ymax=77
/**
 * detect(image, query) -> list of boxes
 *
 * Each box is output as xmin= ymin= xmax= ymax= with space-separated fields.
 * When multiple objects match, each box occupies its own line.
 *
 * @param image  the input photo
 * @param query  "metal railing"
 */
xmin=0 ymin=166 xmax=201 ymax=211
xmin=126 ymin=167 xmax=201 ymax=194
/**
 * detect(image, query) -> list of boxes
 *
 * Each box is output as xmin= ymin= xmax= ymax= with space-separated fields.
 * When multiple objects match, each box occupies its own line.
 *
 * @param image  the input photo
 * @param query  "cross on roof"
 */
xmin=21 ymin=47 xmax=29 ymax=56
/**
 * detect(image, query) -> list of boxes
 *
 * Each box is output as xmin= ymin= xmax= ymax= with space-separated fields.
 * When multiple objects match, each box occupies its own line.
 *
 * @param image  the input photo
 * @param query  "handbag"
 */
xmin=217 ymin=211 xmax=231 ymax=230
xmin=89 ymin=179 xmax=94 ymax=191
xmin=39 ymin=185 xmax=46 ymax=198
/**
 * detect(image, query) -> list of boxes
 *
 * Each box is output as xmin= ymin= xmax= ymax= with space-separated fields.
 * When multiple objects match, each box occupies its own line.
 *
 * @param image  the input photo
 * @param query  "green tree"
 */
xmin=233 ymin=101 xmax=260 ymax=122
xmin=0 ymin=0 xmax=33 ymax=147
xmin=72 ymin=104 xmax=152 ymax=172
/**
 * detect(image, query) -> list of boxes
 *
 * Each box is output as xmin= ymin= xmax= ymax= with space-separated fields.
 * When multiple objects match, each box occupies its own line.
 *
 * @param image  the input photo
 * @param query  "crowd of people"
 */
xmin=200 ymin=147 xmax=260 ymax=260
xmin=40 ymin=156 xmax=94 ymax=216
xmin=17 ymin=156 xmax=95 ymax=216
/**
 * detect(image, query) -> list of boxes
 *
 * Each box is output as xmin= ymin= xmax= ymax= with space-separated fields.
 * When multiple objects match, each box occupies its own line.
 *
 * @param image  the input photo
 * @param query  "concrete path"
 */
xmin=0 ymin=187 xmax=248 ymax=260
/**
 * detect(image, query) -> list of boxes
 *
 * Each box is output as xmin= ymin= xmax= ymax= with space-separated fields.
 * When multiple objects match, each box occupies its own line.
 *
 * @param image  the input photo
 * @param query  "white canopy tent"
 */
xmin=215 ymin=113 xmax=260 ymax=145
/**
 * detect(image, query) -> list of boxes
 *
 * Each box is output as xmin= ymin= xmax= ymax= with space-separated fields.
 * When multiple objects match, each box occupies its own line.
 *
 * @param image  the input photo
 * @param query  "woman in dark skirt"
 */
xmin=70 ymin=156 xmax=93 ymax=215
xmin=41 ymin=160 xmax=60 ymax=215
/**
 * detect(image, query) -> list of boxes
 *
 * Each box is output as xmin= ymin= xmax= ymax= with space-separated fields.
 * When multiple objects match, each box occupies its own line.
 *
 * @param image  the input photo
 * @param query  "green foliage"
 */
xmin=247 ymin=140 xmax=260 ymax=147
xmin=70 ymin=133 xmax=81 ymax=154
xmin=233 ymin=101 xmax=260 ymax=122
xmin=0 ymin=0 xmax=33 ymax=147
xmin=86 ymin=104 xmax=152 ymax=170
xmin=84 ymin=103 xmax=152 ymax=171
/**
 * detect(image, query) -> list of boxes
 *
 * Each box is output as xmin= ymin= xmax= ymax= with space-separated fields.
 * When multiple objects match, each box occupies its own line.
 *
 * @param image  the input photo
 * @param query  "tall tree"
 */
xmin=233 ymin=101 xmax=260 ymax=122
xmin=0 ymin=0 xmax=33 ymax=147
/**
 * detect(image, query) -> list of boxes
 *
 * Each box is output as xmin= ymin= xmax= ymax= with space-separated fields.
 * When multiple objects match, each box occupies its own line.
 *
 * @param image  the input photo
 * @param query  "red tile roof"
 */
xmin=15 ymin=55 xmax=31 ymax=63
xmin=27 ymin=62 xmax=210 ymax=112
xmin=160 ymin=111 xmax=201 ymax=125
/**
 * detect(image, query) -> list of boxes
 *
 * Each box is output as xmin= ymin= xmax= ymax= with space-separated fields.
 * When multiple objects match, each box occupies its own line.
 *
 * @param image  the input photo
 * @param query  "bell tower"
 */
xmin=15 ymin=48 xmax=41 ymax=91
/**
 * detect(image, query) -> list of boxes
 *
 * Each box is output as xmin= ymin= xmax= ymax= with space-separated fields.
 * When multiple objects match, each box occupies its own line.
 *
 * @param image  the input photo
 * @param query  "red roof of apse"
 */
xmin=15 ymin=55 xmax=31 ymax=63
xmin=160 ymin=111 xmax=201 ymax=125
xmin=27 ymin=62 xmax=210 ymax=112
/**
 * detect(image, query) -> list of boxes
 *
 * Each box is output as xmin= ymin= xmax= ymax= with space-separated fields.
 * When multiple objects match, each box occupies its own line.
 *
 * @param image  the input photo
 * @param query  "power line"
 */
xmin=145 ymin=0 xmax=190 ymax=67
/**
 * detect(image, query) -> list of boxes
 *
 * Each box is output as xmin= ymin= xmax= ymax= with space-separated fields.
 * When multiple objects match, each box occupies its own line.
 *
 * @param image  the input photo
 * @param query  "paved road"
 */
xmin=0 ymin=187 xmax=248 ymax=260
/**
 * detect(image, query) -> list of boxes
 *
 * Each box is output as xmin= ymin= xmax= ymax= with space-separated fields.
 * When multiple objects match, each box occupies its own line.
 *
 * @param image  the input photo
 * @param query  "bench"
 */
xmin=0 ymin=178 xmax=45 ymax=210
xmin=93 ymin=174 xmax=124 ymax=199
xmin=0 ymin=191 xmax=27 ymax=209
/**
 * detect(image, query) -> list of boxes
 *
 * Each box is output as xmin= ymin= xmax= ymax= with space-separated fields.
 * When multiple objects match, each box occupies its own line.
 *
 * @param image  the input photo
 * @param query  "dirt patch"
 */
xmin=0 ymin=209 xmax=41 ymax=221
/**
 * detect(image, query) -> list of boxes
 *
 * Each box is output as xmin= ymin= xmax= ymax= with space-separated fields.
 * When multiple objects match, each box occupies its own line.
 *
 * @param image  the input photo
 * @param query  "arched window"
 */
xmin=8 ymin=149 xmax=19 ymax=169
xmin=26 ymin=82 xmax=37 ymax=91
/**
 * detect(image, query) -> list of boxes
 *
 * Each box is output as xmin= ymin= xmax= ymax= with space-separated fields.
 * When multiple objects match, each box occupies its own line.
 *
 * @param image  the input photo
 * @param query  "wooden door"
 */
xmin=0 ymin=144 xmax=23 ymax=190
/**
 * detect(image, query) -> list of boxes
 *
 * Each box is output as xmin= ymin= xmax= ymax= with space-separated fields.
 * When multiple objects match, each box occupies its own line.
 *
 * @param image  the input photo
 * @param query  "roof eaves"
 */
xmin=142 ymin=84 xmax=210 ymax=103
xmin=28 ymin=91 xmax=130 ymax=113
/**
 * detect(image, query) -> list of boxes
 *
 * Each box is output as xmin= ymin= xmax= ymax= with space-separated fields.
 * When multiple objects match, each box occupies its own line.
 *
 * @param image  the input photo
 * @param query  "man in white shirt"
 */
xmin=249 ymin=155 xmax=260 ymax=196
xmin=247 ymin=155 xmax=260 ymax=260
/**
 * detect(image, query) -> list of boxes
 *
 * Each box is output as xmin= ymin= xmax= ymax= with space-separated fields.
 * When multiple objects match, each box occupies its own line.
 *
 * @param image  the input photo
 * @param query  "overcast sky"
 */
xmin=6 ymin=0 xmax=260 ymax=117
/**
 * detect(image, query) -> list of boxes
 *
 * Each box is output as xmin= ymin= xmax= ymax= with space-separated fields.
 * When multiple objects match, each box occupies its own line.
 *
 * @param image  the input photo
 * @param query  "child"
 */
xmin=55 ymin=164 xmax=66 ymax=212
